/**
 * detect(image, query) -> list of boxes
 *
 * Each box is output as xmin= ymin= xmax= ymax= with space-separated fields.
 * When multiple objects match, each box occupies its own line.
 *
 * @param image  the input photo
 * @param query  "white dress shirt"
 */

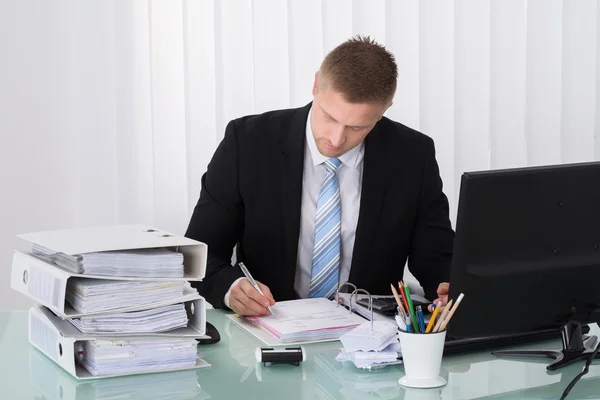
xmin=224 ymin=107 xmax=364 ymax=307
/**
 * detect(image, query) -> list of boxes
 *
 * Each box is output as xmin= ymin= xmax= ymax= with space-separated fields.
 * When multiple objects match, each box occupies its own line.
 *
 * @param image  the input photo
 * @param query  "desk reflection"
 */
xmin=313 ymin=351 xmax=448 ymax=400
xmin=28 ymin=348 xmax=210 ymax=400
xmin=471 ymin=369 xmax=600 ymax=400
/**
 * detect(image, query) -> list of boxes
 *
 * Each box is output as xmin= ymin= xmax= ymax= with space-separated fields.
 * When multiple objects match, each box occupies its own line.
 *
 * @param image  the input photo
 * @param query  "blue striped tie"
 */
xmin=309 ymin=158 xmax=342 ymax=299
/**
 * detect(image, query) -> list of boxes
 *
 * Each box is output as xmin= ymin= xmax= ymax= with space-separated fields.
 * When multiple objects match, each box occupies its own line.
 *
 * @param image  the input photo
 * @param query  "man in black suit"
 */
xmin=186 ymin=36 xmax=454 ymax=316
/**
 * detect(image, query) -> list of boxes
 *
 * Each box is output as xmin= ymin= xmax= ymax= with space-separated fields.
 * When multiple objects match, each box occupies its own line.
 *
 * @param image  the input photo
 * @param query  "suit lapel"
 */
xmin=279 ymin=103 xmax=311 ymax=289
xmin=350 ymin=124 xmax=387 ymax=282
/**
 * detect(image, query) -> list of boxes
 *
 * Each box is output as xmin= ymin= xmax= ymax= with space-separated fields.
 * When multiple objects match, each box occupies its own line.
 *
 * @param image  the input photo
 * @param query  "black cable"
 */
xmin=559 ymin=340 xmax=600 ymax=400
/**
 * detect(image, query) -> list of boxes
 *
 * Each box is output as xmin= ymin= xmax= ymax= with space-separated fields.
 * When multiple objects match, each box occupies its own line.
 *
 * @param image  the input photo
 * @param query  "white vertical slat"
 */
xmin=526 ymin=0 xmax=563 ymax=166
xmin=454 ymin=0 xmax=491 ymax=190
xmin=352 ymin=0 xmax=386 ymax=45
xmin=490 ymin=0 xmax=527 ymax=170
xmin=183 ymin=0 xmax=218 ymax=217
xmin=597 ymin=2 xmax=600 ymax=161
xmin=322 ymin=0 xmax=352 ymax=54
xmin=70 ymin=1 xmax=118 ymax=227
xmin=419 ymin=0 xmax=456 ymax=224
xmin=114 ymin=0 xmax=155 ymax=226
xmin=385 ymin=0 xmax=420 ymax=130
xmin=252 ymin=0 xmax=290 ymax=113
xmin=219 ymin=0 xmax=255 ymax=125
xmin=288 ymin=0 xmax=323 ymax=107
xmin=148 ymin=0 xmax=189 ymax=234
xmin=561 ymin=0 xmax=597 ymax=163
xmin=0 ymin=0 xmax=80 ymax=235
xmin=393 ymin=0 xmax=423 ymax=290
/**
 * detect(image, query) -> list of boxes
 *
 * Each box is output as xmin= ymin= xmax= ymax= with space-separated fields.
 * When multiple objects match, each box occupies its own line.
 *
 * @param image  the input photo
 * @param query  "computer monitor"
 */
xmin=447 ymin=161 xmax=600 ymax=369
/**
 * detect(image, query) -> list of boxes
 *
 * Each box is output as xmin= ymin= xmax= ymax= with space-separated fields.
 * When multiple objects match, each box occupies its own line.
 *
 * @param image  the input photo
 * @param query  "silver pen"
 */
xmin=238 ymin=262 xmax=275 ymax=315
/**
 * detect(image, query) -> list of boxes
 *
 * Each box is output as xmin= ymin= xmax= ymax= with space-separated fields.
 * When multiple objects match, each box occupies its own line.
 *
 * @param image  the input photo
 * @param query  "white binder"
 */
xmin=16 ymin=224 xmax=206 ymax=280
xmin=11 ymin=251 xmax=205 ymax=319
xmin=28 ymin=306 xmax=211 ymax=380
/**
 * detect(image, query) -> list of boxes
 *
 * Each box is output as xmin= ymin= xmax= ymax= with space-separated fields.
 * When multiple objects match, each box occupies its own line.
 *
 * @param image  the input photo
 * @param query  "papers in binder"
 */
xmin=17 ymin=224 xmax=207 ymax=281
xmin=66 ymin=279 xmax=185 ymax=314
xmin=244 ymin=298 xmax=365 ymax=344
xmin=69 ymin=303 xmax=189 ymax=334
xmin=33 ymin=244 xmax=184 ymax=278
xmin=11 ymin=251 xmax=202 ymax=319
xmin=76 ymin=337 xmax=199 ymax=376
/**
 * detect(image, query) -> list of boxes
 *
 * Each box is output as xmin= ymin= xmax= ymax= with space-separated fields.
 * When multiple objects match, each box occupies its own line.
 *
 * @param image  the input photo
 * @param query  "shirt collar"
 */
xmin=305 ymin=107 xmax=364 ymax=170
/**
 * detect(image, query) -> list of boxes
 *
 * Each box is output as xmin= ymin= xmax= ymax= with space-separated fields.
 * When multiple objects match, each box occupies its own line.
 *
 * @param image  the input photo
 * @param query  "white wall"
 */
xmin=1 ymin=0 xmax=599 ymax=309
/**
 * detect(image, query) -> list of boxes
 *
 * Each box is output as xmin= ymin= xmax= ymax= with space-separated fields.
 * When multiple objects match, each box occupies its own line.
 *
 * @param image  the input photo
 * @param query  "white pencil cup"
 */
xmin=397 ymin=329 xmax=447 ymax=388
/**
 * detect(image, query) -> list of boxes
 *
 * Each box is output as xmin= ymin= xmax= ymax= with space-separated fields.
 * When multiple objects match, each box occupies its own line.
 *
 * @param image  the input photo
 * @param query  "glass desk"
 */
xmin=0 ymin=310 xmax=599 ymax=399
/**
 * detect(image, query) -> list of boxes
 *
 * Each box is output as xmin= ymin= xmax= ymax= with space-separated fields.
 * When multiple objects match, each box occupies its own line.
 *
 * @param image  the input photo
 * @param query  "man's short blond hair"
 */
xmin=319 ymin=35 xmax=398 ymax=105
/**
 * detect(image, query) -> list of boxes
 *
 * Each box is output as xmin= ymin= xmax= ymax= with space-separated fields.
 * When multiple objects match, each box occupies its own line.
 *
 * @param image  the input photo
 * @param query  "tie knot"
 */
xmin=325 ymin=158 xmax=342 ymax=173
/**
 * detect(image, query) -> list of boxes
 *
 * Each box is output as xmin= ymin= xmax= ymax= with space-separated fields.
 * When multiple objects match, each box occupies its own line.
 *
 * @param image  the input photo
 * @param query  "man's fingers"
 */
xmin=230 ymin=280 xmax=270 ymax=316
xmin=230 ymin=300 xmax=260 ymax=316
xmin=236 ymin=279 xmax=272 ymax=309
xmin=257 ymin=281 xmax=276 ymax=305
xmin=437 ymin=282 xmax=450 ymax=295
xmin=428 ymin=295 xmax=449 ymax=312
xmin=230 ymin=299 xmax=267 ymax=316
xmin=229 ymin=291 xmax=269 ymax=316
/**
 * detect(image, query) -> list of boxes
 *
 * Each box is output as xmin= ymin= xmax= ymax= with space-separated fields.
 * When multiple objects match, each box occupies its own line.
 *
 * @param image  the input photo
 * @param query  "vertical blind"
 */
xmin=1 ymin=0 xmax=599 ymax=307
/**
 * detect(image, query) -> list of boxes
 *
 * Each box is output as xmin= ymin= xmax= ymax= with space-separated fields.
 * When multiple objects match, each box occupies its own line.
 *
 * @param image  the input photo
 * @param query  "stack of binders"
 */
xmin=10 ymin=224 xmax=211 ymax=379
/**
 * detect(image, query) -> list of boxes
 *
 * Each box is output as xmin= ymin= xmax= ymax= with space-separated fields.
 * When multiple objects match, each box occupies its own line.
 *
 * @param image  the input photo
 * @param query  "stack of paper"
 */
xmin=33 ymin=244 xmax=184 ymax=277
xmin=246 ymin=298 xmax=365 ymax=343
xmin=66 ymin=279 xmax=185 ymax=314
xmin=76 ymin=337 xmax=198 ymax=376
xmin=69 ymin=304 xmax=188 ymax=334
xmin=336 ymin=321 xmax=402 ymax=369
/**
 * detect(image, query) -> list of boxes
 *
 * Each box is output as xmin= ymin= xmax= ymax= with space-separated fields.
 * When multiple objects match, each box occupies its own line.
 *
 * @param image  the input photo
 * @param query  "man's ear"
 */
xmin=377 ymin=102 xmax=393 ymax=121
xmin=312 ymin=71 xmax=319 ymax=96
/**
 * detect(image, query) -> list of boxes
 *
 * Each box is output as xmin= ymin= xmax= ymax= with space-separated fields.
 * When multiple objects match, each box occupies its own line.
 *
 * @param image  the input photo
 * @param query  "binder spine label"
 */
xmin=30 ymin=310 xmax=59 ymax=360
xmin=29 ymin=267 xmax=61 ymax=308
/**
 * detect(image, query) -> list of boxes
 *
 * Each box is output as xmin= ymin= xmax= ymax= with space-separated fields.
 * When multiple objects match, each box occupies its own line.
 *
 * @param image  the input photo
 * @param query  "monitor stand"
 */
xmin=492 ymin=320 xmax=599 ymax=371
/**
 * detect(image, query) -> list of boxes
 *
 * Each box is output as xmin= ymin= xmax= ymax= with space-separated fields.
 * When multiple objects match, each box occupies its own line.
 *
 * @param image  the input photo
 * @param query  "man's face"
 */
xmin=310 ymin=73 xmax=389 ymax=158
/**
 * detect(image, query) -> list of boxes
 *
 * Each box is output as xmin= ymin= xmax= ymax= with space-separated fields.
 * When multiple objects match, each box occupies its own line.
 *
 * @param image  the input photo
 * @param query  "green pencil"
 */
xmin=403 ymin=284 xmax=420 ymax=333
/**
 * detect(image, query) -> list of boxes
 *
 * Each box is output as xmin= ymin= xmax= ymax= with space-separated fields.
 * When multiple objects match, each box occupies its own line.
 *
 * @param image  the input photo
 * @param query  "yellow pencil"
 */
xmin=390 ymin=283 xmax=407 ymax=319
xmin=425 ymin=302 xmax=441 ymax=333
xmin=432 ymin=299 xmax=453 ymax=333
xmin=439 ymin=293 xmax=465 ymax=331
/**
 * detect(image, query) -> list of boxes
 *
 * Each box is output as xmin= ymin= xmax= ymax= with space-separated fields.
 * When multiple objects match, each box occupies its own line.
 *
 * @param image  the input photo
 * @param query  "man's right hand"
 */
xmin=228 ymin=278 xmax=276 ymax=316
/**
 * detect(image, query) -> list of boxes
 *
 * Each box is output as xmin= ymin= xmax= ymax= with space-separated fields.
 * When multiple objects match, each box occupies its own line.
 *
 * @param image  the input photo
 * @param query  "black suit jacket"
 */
xmin=186 ymin=103 xmax=454 ymax=307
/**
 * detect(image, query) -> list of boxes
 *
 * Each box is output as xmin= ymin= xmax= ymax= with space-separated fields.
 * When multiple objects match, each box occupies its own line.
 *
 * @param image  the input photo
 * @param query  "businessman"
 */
xmin=186 ymin=36 xmax=454 ymax=316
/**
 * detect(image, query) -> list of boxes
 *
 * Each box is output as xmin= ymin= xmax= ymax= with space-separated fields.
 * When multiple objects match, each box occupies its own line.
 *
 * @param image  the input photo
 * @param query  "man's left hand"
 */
xmin=428 ymin=282 xmax=449 ymax=312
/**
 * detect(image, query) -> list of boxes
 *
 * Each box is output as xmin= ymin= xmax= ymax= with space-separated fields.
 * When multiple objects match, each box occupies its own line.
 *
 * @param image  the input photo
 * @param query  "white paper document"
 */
xmin=66 ymin=279 xmax=185 ymax=314
xmin=336 ymin=321 xmax=402 ymax=369
xmin=76 ymin=337 xmax=199 ymax=376
xmin=69 ymin=303 xmax=188 ymax=334
xmin=33 ymin=244 xmax=184 ymax=278
xmin=336 ymin=346 xmax=401 ymax=369
xmin=246 ymin=298 xmax=366 ymax=343
xmin=340 ymin=321 xmax=399 ymax=352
